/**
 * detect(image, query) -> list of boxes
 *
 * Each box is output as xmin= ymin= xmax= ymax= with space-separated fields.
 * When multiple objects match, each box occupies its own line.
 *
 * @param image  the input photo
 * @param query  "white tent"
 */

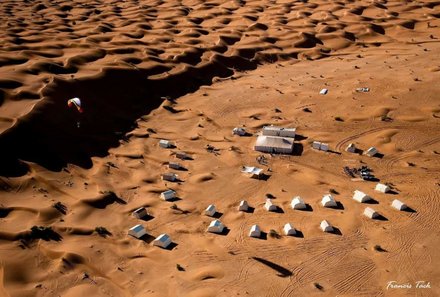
xmin=162 ymin=173 xmax=178 ymax=182
xmin=320 ymin=88 xmax=328 ymax=95
xmin=353 ymin=190 xmax=371 ymax=203
xmin=375 ymin=183 xmax=390 ymax=193
xmin=283 ymin=223 xmax=296 ymax=236
xmin=159 ymin=139 xmax=174 ymax=148
xmin=321 ymin=194 xmax=337 ymax=207
xmin=364 ymin=207 xmax=379 ymax=219
xmin=365 ymin=147 xmax=378 ymax=157
xmin=320 ymin=143 xmax=329 ymax=151
xmin=128 ymin=224 xmax=147 ymax=239
xmin=160 ymin=189 xmax=176 ymax=201
xmin=264 ymin=199 xmax=277 ymax=212
xmin=168 ymin=162 xmax=182 ymax=170
xmin=152 ymin=233 xmax=172 ymax=248
xmin=207 ymin=220 xmax=225 ymax=234
xmin=232 ymin=127 xmax=247 ymax=136
xmin=205 ymin=204 xmax=216 ymax=217
xmin=249 ymin=225 xmax=261 ymax=238
xmin=238 ymin=200 xmax=249 ymax=212
xmin=312 ymin=141 xmax=321 ymax=150
xmin=262 ymin=126 xmax=296 ymax=138
xmin=291 ymin=196 xmax=306 ymax=209
xmin=391 ymin=199 xmax=407 ymax=211
xmin=241 ymin=166 xmax=263 ymax=178
xmin=132 ymin=207 xmax=148 ymax=219
xmin=346 ymin=143 xmax=356 ymax=153
xmin=320 ymin=220 xmax=333 ymax=232
xmin=254 ymin=135 xmax=294 ymax=154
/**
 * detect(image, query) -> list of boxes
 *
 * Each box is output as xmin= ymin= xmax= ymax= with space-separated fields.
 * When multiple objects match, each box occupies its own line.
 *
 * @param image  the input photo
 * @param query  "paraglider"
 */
xmin=67 ymin=97 xmax=83 ymax=128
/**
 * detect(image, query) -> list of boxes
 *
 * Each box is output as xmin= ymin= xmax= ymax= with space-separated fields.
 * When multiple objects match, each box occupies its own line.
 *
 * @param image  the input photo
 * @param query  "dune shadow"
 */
xmin=28 ymin=226 xmax=63 ymax=242
xmin=251 ymin=257 xmax=293 ymax=277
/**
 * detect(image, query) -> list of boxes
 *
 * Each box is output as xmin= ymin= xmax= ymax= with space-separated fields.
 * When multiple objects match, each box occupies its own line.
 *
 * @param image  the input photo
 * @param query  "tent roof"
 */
xmin=255 ymin=135 xmax=294 ymax=149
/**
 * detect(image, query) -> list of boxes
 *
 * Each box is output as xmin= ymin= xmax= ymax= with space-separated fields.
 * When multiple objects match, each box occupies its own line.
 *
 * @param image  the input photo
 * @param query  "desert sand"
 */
xmin=1 ymin=0 xmax=440 ymax=296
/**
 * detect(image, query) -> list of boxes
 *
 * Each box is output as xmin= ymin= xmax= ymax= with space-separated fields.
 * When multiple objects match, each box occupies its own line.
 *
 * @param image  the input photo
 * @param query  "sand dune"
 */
xmin=1 ymin=0 xmax=440 ymax=296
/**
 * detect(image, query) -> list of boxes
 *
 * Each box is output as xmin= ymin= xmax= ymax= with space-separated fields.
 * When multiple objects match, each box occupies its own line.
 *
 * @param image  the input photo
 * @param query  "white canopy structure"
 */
xmin=249 ymin=225 xmax=261 ymax=238
xmin=205 ymin=204 xmax=216 ymax=217
xmin=375 ymin=183 xmax=390 ymax=193
xmin=160 ymin=189 xmax=176 ymax=201
xmin=353 ymin=190 xmax=371 ymax=203
xmin=364 ymin=207 xmax=379 ymax=219
xmin=391 ymin=199 xmax=407 ymax=211
xmin=132 ymin=207 xmax=148 ymax=219
xmin=346 ymin=143 xmax=356 ymax=153
xmin=262 ymin=126 xmax=296 ymax=138
xmin=232 ymin=127 xmax=247 ymax=136
xmin=238 ymin=200 xmax=249 ymax=212
xmin=264 ymin=199 xmax=277 ymax=212
xmin=159 ymin=139 xmax=174 ymax=148
xmin=365 ymin=147 xmax=378 ymax=157
xmin=254 ymin=135 xmax=294 ymax=154
xmin=207 ymin=220 xmax=225 ymax=234
xmin=291 ymin=196 xmax=306 ymax=209
xmin=162 ymin=173 xmax=178 ymax=182
xmin=128 ymin=224 xmax=147 ymax=239
xmin=320 ymin=220 xmax=333 ymax=232
xmin=152 ymin=234 xmax=172 ymax=248
xmin=283 ymin=223 xmax=296 ymax=236
xmin=321 ymin=194 xmax=337 ymax=208
xmin=312 ymin=141 xmax=328 ymax=151
xmin=241 ymin=166 xmax=263 ymax=178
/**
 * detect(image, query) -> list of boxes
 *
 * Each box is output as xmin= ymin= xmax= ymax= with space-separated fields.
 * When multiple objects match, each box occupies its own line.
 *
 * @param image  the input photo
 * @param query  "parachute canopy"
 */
xmin=67 ymin=97 xmax=83 ymax=113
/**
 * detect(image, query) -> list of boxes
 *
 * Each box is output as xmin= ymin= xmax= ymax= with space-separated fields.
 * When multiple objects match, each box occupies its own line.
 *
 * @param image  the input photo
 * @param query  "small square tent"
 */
xmin=238 ymin=200 xmax=249 ymax=212
xmin=128 ymin=224 xmax=147 ymax=239
xmin=320 ymin=143 xmax=329 ymax=151
xmin=205 ymin=204 xmax=216 ymax=217
xmin=249 ymin=225 xmax=261 ymax=238
xmin=391 ymin=199 xmax=407 ymax=211
xmin=291 ymin=196 xmax=306 ymax=209
xmin=364 ymin=207 xmax=379 ymax=219
xmin=162 ymin=173 xmax=178 ymax=182
xmin=264 ymin=199 xmax=277 ymax=212
xmin=312 ymin=141 xmax=321 ymax=150
xmin=320 ymin=220 xmax=333 ymax=232
xmin=207 ymin=220 xmax=225 ymax=234
xmin=346 ymin=143 xmax=356 ymax=153
xmin=159 ymin=139 xmax=174 ymax=148
xmin=160 ymin=189 xmax=176 ymax=201
xmin=320 ymin=88 xmax=328 ymax=95
xmin=168 ymin=162 xmax=182 ymax=170
xmin=132 ymin=207 xmax=148 ymax=219
xmin=365 ymin=147 xmax=378 ymax=157
xmin=321 ymin=194 xmax=337 ymax=207
xmin=283 ymin=223 xmax=296 ymax=236
xmin=152 ymin=233 xmax=172 ymax=249
xmin=232 ymin=127 xmax=247 ymax=136
xmin=241 ymin=166 xmax=263 ymax=179
xmin=375 ymin=183 xmax=390 ymax=193
xmin=353 ymin=190 xmax=371 ymax=203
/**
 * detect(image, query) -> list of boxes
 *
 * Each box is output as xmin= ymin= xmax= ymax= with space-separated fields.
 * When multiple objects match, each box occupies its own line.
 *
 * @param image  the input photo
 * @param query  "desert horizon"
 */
xmin=0 ymin=0 xmax=439 ymax=296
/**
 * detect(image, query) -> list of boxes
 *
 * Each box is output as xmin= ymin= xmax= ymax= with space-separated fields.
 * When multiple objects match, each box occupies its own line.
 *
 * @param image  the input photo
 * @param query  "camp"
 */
xmin=364 ymin=207 xmax=379 ymax=219
xmin=375 ymin=183 xmax=390 ymax=193
xmin=264 ymin=199 xmax=277 ymax=212
xmin=320 ymin=220 xmax=333 ymax=232
xmin=207 ymin=220 xmax=225 ymax=233
xmin=391 ymin=199 xmax=407 ymax=211
xmin=205 ymin=204 xmax=216 ymax=217
xmin=291 ymin=196 xmax=306 ymax=209
xmin=262 ymin=126 xmax=296 ymax=138
xmin=283 ymin=223 xmax=296 ymax=236
xmin=128 ymin=224 xmax=147 ymax=239
xmin=254 ymin=135 xmax=294 ymax=154
xmin=249 ymin=225 xmax=261 ymax=238
xmin=152 ymin=234 xmax=172 ymax=249
xmin=238 ymin=200 xmax=249 ymax=212
xmin=321 ymin=194 xmax=337 ymax=207
xmin=160 ymin=189 xmax=176 ymax=201
xmin=132 ymin=207 xmax=148 ymax=219
xmin=353 ymin=190 xmax=371 ymax=203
